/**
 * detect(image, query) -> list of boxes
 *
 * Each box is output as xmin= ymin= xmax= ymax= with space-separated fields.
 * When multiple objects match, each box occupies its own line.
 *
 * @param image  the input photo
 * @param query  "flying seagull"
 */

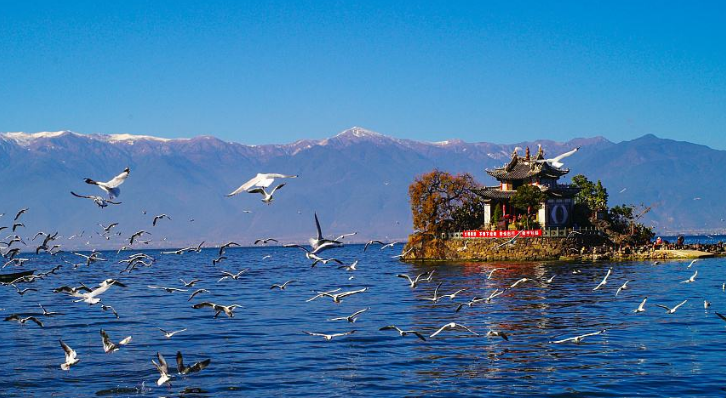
xmin=615 ymin=280 xmax=630 ymax=296
xmin=270 ymin=280 xmax=294 ymax=290
xmin=100 ymin=329 xmax=132 ymax=353
xmin=593 ymin=268 xmax=612 ymax=291
xmin=70 ymin=191 xmax=121 ymax=208
xmin=379 ymin=325 xmax=426 ymax=341
xmin=226 ymin=173 xmax=298 ymax=197
xmin=152 ymin=214 xmax=171 ymax=226
xmin=656 ymin=300 xmax=688 ymax=314
xmin=397 ymin=271 xmax=434 ymax=288
xmin=152 ymin=352 xmax=172 ymax=386
xmin=633 ymin=297 xmax=648 ymax=313
xmin=303 ymin=330 xmax=356 ymax=341
xmin=247 ymin=183 xmax=286 ymax=205
xmin=681 ymin=270 xmax=698 ymax=284
xmin=328 ymin=308 xmax=369 ymax=323
xmin=429 ymin=322 xmax=479 ymax=338
xmin=176 ymin=351 xmax=211 ymax=375
xmin=536 ymin=147 xmax=580 ymax=169
xmin=60 ymin=339 xmax=80 ymax=370
xmin=160 ymin=328 xmax=187 ymax=338
xmin=84 ymin=167 xmax=130 ymax=199
xmin=550 ymin=329 xmax=606 ymax=344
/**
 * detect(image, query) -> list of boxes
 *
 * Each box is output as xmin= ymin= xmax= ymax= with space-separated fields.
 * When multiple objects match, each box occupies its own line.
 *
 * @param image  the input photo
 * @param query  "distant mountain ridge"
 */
xmin=0 ymin=127 xmax=722 ymax=249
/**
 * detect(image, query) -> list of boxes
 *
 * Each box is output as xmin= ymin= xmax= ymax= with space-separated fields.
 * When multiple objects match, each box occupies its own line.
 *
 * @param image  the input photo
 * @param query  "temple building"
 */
xmin=477 ymin=146 xmax=580 ymax=230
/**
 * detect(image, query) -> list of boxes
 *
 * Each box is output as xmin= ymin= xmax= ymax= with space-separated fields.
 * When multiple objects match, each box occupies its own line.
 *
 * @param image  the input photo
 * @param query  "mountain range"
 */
xmin=0 ymin=127 xmax=723 ymax=249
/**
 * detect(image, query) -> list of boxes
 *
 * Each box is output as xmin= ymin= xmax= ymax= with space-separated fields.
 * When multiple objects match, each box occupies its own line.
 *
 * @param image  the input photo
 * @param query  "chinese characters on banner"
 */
xmin=461 ymin=230 xmax=543 ymax=238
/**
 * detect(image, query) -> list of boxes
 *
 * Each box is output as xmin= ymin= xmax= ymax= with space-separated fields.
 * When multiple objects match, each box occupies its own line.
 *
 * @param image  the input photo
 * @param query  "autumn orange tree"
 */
xmin=409 ymin=170 xmax=483 ymax=236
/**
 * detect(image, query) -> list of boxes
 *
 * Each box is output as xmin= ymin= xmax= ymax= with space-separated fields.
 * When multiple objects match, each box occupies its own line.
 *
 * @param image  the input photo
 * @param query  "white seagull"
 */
xmin=397 ymin=270 xmax=434 ymax=288
xmin=656 ymin=299 xmax=688 ymax=314
xmin=160 ymin=328 xmax=187 ymax=339
xmin=152 ymin=352 xmax=172 ymax=386
xmin=328 ymin=308 xmax=369 ymax=323
xmin=60 ymin=339 xmax=80 ymax=370
xmin=84 ymin=167 xmax=130 ymax=199
xmin=681 ymin=270 xmax=698 ymax=284
xmin=100 ymin=329 xmax=132 ymax=353
xmin=615 ymin=280 xmax=630 ymax=296
xmin=429 ymin=322 xmax=479 ymax=338
xmin=550 ymin=329 xmax=606 ymax=344
xmin=536 ymin=147 xmax=580 ymax=169
xmin=303 ymin=330 xmax=356 ymax=341
xmin=247 ymin=183 xmax=286 ymax=205
xmin=379 ymin=325 xmax=426 ymax=341
xmin=633 ymin=297 xmax=648 ymax=313
xmin=593 ymin=268 xmax=612 ymax=291
xmin=226 ymin=173 xmax=297 ymax=197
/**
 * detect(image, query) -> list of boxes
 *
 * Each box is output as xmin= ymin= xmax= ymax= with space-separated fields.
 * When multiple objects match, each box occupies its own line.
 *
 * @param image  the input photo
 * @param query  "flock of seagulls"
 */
xmin=2 ymin=166 xmax=726 ymax=394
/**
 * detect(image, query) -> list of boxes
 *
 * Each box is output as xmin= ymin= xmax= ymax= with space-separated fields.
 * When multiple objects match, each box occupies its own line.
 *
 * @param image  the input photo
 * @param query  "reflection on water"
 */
xmin=1 ymin=246 xmax=725 ymax=397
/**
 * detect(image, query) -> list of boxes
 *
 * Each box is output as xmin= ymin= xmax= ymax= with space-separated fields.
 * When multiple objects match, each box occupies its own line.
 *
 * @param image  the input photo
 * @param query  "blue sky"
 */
xmin=1 ymin=1 xmax=724 ymax=147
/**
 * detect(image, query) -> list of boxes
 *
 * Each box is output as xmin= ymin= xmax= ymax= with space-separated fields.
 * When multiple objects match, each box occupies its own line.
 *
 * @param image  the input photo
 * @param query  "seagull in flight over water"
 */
xmin=657 ymin=300 xmax=688 ymax=314
xmin=550 ymin=329 xmax=606 ymax=344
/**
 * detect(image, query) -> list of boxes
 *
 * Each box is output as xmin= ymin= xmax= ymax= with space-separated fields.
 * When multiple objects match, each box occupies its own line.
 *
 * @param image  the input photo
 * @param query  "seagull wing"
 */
xmin=104 ymin=168 xmax=130 ymax=188
xmin=716 ymin=312 xmax=726 ymax=322
xmin=71 ymin=191 xmax=93 ymax=199
xmin=314 ymin=212 xmax=323 ymax=240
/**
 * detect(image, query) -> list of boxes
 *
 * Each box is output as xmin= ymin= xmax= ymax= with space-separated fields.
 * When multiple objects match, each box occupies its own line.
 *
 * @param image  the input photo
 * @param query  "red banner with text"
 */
xmin=461 ymin=230 xmax=542 ymax=238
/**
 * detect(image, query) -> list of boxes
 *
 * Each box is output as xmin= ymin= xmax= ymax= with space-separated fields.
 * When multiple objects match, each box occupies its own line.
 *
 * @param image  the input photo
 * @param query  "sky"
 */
xmin=1 ymin=1 xmax=724 ymax=148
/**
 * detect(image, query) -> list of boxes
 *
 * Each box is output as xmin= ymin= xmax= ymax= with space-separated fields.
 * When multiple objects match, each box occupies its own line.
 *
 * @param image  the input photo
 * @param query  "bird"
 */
xmin=319 ymin=287 xmax=368 ymax=304
xmin=101 ymin=305 xmax=120 ymax=318
xmin=12 ymin=284 xmax=38 ymax=296
xmin=634 ymin=297 xmax=648 ymax=313
xmin=152 ymin=214 xmax=171 ymax=226
xmin=615 ymin=280 xmax=630 ymax=296
xmin=284 ymin=244 xmax=343 ymax=266
xmin=100 ymin=329 xmax=132 ymax=353
xmin=188 ymin=289 xmax=208 ymax=301
xmin=152 ymin=352 xmax=172 ymax=386
xmin=656 ymin=300 xmax=688 ymax=314
xmin=226 ymin=173 xmax=298 ymax=197
xmin=218 ymin=241 xmax=241 ymax=256
xmin=363 ymin=240 xmax=386 ymax=251
xmin=424 ymin=282 xmax=444 ymax=303
xmin=593 ymin=268 xmax=612 ymax=291
xmin=128 ymin=230 xmax=151 ymax=245
xmin=71 ymin=279 xmax=126 ymax=305
xmin=60 ymin=339 xmax=80 ymax=370
xmin=704 ymin=300 xmax=711 ymax=310
xmin=550 ymin=329 xmax=606 ymax=344
xmin=429 ymin=322 xmax=479 ymax=338
xmin=439 ymin=287 xmax=468 ymax=300
xmin=160 ymin=328 xmax=187 ymax=338
xmin=217 ymin=269 xmax=249 ymax=282
xmin=687 ymin=259 xmax=698 ymax=268
xmin=306 ymin=288 xmax=342 ymax=302
xmin=99 ymin=223 xmax=118 ymax=234
xmin=247 ymin=183 xmax=286 ymax=205
xmin=148 ymin=286 xmax=188 ymax=293
xmin=545 ymin=274 xmax=556 ymax=284
xmin=254 ymin=238 xmax=278 ymax=245
xmin=70 ymin=191 xmax=121 ymax=208
xmin=392 ymin=247 xmax=415 ymax=259
xmin=176 ymin=351 xmax=211 ymax=375
xmin=192 ymin=302 xmax=242 ymax=318
xmin=379 ymin=325 xmax=426 ymax=341
xmin=84 ymin=167 xmax=130 ymax=199
xmin=397 ymin=271 xmax=434 ymax=288
xmin=716 ymin=312 xmax=726 ymax=326
xmin=681 ymin=271 xmax=698 ymax=284
xmin=14 ymin=208 xmax=28 ymax=221
xmin=536 ymin=147 xmax=580 ymax=169
xmin=485 ymin=330 xmax=510 ymax=341
xmin=303 ymin=330 xmax=356 ymax=341
xmin=487 ymin=268 xmax=503 ymax=280
xmin=39 ymin=304 xmax=64 ymax=317
xmin=5 ymin=315 xmax=44 ymax=327
xmin=455 ymin=289 xmax=504 ymax=312
xmin=308 ymin=213 xmax=343 ymax=253
xmin=337 ymin=260 xmax=359 ymax=271
xmin=270 ymin=280 xmax=294 ymax=290
xmin=328 ymin=308 xmax=369 ymax=323
xmin=510 ymin=278 xmax=530 ymax=289
xmin=179 ymin=279 xmax=200 ymax=288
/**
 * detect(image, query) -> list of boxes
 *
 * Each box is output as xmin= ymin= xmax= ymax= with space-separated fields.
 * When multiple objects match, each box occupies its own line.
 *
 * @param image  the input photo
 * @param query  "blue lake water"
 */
xmin=2 ymin=245 xmax=726 ymax=397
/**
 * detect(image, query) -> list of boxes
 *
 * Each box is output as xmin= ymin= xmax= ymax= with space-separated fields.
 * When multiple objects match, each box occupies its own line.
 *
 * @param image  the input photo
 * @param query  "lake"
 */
xmin=1 ymin=245 xmax=725 ymax=397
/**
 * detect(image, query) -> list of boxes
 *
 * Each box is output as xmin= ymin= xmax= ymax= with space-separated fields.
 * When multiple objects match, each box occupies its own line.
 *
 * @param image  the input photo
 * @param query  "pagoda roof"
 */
xmin=486 ymin=148 xmax=570 ymax=181
xmin=475 ymin=184 xmax=580 ymax=201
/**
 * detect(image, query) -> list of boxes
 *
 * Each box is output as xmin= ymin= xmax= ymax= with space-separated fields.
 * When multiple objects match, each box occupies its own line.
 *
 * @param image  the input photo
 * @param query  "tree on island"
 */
xmin=408 ymin=170 xmax=483 ymax=237
xmin=510 ymin=184 xmax=546 ymax=229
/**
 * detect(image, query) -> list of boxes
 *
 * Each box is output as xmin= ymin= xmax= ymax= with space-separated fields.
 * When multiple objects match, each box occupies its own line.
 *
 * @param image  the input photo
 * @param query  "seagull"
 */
xmin=217 ymin=269 xmax=249 ymax=282
xmin=179 ymin=279 xmax=200 ymax=288
xmin=176 ymin=351 xmax=211 ymax=375
xmin=100 ymin=329 xmax=132 ymax=353
xmin=129 ymin=230 xmax=151 ymax=245
xmin=306 ymin=288 xmax=342 ymax=302
xmin=397 ymin=270 xmax=434 ymax=288
xmin=247 ymin=183 xmax=286 ymax=205
xmin=101 ymin=305 xmax=120 ymax=319
xmin=152 ymin=352 xmax=172 ymax=386
xmin=4 ymin=315 xmax=44 ymax=327
xmin=284 ymin=244 xmax=343 ymax=266
xmin=485 ymin=330 xmax=509 ymax=341
xmin=704 ymin=300 xmax=711 ymax=310
xmin=226 ymin=173 xmax=298 ymax=197
xmin=192 ymin=302 xmax=242 ymax=318
xmin=218 ymin=241 xmax=241 ymax=256
xmin=439 ymin=287 xmax=468 ymax=300
xmin=510 ymin=278 xmax=530 ymax=289
xmin=328 ymin=308 xmax=369 ymax=323
xmin=363 ymin=240 xmax=385 ymax=251
xmin=681 ymin=270 xmax=698 ymax=284
xmin=455 ymin=289 xmax=504 ymax=312
xmin=545 ymin=274 xmax=556 ymax=284
xmin=84 ymin=167 xmax=130 ymax=199
xmin=320 ymin=287 xmax=368 ymax=304
xmin=254 ymin=238 xmax=278 ymax=245
xmin=392 ymin=247 xmax=415 ymax=259
xmin=337 ymin=260 xmax=359 ymax=271
xmin=379 ymin=325 xmax=427 ymax=341
xmin=716 ymin=312 xmax=726 ymax=326
xmin=70 ymin=191 xmax=121 ymax=208
xmin=148 ymin=286 xmax=188 ymax=293
xmin=12 ymin=284 xmax=38 ymax=296
xmin=212 ymin=256 xmax=227 ymax=265
xmin=160 ymin=328 xmax=187 ymax=339
xmin=550 ymin=329 xmax=606 ymax=344
xmin=100 ymin=223 xmax=118 ymax=234
xmin=687 ymin=259 xmax=698 ymax=268
xmin=536 ymin=147 xmax=580 ymax=169
xmin=593 ymin=268 xmax=612 ymax=291
xmin=187 ymin=289 xmax=209 ymax=301
xmin=424 ymin=282 xmax=444 ymax=302
xmin=656 ymin=300 xmax=688 ymax=314
xmin=72 ymin=279 xmax=126 ymax=305
xmin=487 ymin=268 xmax=503 ymax=280
xmin=262 ymin=255 xmax=272 ymax=260
xmin=303 ymin=330 xmax=356 ymax=341
xmin=429 ymin=322 xmax=479 ymax=338
xmin=615 ymin=280 xmax=630 ymax=296
xmin=308 ymin=213 xmax=343 ymax=253
xmin=60 ymin=339 xmax=80 ymax=370
xmin=14 ymin=208 xmax=28 ymax=221
xmin=39 ymin=304 xmax=64 ymax=317
xmin=152 ymin=214 xmax=171 ymax=226
xmin=633 ymin=297 xmax=648 ymax=313
xmin=270 ymin=280 xmax=294 ymax=290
